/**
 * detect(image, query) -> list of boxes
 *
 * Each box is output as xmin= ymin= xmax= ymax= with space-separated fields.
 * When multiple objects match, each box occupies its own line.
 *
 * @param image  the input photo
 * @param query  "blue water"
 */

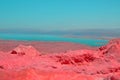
xmin=0 ymin=33 xmax=108 ymax=47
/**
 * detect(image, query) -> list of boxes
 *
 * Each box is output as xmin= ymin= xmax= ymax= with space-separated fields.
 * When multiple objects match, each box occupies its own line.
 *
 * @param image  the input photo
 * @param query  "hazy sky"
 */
xmin=0 ymin=0 xmax=120 ymax=32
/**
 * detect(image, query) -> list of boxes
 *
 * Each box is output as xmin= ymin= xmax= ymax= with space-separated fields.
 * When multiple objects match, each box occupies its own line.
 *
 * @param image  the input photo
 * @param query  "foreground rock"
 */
xmin=0 ymin=39 xmax=120 ymax=80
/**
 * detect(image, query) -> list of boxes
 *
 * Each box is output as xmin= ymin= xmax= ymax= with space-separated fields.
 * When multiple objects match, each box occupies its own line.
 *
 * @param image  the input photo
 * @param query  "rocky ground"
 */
xmin=0 ymin=39 xmax=120 ymax=80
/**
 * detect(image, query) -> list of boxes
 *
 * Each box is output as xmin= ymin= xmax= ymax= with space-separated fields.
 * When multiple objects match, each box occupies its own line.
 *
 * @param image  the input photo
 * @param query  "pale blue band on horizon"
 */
xmin=0 ymin=33 xmax=108 ymax=47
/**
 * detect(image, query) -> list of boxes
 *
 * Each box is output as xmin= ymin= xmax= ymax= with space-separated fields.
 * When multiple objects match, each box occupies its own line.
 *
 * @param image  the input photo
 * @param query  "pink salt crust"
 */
xmin=0 ymin=39 xmax=120 ymax=80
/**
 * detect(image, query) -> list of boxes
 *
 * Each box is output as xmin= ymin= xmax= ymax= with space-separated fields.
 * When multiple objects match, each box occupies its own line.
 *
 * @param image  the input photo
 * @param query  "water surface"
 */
xmin=0 ymin=33 xmax=108 ymax=47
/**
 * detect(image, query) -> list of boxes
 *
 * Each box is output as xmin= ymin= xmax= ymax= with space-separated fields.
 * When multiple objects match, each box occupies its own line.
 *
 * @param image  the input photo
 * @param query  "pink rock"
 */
xmin=0 ymin=39 xmax=120 ymax=80
xmin=10 ymin=45 xmax=40 ymax=57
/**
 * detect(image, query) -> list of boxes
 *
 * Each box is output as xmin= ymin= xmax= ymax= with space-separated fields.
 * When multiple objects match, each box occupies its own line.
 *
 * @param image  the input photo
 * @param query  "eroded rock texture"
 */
xmin=0 ymin=39 xmax=120 ymax=80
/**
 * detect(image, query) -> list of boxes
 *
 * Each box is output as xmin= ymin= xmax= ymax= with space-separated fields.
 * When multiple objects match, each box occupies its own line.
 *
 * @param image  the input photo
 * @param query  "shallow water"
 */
xmin=0 ymin=33 xmax=108 ymax=47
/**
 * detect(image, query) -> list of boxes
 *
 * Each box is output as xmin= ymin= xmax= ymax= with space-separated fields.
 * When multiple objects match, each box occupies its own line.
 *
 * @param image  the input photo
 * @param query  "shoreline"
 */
xmin=0 ymin=39 xmax=97 ymax=54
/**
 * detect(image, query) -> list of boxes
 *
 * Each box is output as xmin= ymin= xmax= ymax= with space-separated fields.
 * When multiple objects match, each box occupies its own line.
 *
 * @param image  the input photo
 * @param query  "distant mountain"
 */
xmin=0 ymin=28 xmax=120 ymax=39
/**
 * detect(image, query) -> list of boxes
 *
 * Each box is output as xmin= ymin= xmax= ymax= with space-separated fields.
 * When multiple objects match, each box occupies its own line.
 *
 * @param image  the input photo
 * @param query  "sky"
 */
xmin=0 ymin=0 xmax=120 ymax=33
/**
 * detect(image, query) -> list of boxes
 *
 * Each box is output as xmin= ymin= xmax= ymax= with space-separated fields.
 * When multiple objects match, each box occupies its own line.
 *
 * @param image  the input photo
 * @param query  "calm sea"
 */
xmin=0 ymin=33 xmax=108 ymax=47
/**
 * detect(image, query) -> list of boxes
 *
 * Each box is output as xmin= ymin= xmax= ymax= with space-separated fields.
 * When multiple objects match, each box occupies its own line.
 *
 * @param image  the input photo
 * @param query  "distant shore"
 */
xmin=0 ymin=40 xmax=97 ymax=54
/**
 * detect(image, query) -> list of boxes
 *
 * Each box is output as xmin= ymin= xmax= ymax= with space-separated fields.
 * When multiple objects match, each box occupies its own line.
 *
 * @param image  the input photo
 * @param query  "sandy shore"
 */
xmin=0 ymin=40 xmax=96 ymax=54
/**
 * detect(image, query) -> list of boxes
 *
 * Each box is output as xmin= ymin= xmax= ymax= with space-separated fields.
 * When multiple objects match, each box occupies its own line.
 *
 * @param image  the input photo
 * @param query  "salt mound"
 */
xmin=10 ymin=45 xmax=40 ymax=57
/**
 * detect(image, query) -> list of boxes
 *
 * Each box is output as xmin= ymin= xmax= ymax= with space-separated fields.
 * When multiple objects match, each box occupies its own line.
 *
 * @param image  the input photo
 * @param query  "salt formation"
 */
xmin=10 ymin=45 xmax=40 ymax=56
xmin=0 ymin=39 xmax=120 ymax=80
